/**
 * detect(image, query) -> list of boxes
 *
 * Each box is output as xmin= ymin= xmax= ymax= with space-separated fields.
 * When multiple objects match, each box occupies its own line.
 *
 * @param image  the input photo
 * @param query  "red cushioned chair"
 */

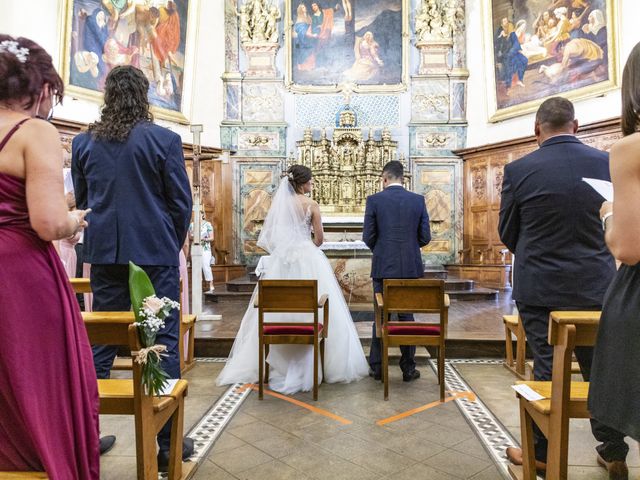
xmin=377 ymin=279 xmax=449 ymax=401
xmin=256 ymin=280 xmax=329 ymax=401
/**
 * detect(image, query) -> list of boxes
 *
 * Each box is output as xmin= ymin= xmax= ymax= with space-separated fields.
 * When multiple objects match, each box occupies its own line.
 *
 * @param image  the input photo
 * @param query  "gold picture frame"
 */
xmin=482 ymin=0 xmax=619 ymax=122
xmin=58 ymin=0 xmax=200 ymax=124
xmin=284 ymin=0 xmax=409 ymax=93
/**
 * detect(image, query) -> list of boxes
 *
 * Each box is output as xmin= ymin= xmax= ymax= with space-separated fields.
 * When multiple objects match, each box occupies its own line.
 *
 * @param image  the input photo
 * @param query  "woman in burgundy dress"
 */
xmin=0 ymin=35 xmax=99 ymax=479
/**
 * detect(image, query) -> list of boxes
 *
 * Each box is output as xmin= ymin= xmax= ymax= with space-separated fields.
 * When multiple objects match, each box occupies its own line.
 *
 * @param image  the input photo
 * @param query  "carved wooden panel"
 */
xmin=456 ymin=118 xmax=622 ymax=267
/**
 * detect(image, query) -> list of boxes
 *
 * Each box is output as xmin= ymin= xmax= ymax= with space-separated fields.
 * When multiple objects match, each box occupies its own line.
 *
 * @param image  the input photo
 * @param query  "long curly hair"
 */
xmin=88 ymin=65 xmax=153 ymax=142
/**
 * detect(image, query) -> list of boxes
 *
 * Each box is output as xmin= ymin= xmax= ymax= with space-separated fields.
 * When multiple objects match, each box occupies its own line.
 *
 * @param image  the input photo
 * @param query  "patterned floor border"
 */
xmin=176 ymin=358 xmax=534 ymax=480
xmin=159 ymin=358 xmax=252 ymax=479
xmin=429 ymin=358 xmax=543 ymax=480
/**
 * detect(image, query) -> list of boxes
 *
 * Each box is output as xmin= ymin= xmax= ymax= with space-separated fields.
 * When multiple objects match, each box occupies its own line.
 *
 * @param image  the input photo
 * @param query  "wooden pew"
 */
xmin=503 ymin=314 xmax=580 ymax=381
xmin=0 ymin=472 xmax=48 ymax=478
xmin=509 ymin=311 xmax=600 ymax=480
xmin=503 ymin=314 xmax=527 ymax=379
xmin=70 ymin=278 xmax=196 ymax=375
xmin=84 ymin=316 xmax=191 ymax=479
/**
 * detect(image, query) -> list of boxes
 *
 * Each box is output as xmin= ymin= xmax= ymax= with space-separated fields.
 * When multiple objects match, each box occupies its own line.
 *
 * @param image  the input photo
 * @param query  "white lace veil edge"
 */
xmin=256 ymin=177 xmax=307 ymax=254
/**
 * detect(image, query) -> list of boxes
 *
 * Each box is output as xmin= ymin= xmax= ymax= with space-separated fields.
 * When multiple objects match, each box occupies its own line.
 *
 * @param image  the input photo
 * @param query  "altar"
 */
xmin=282 ymin=105 xmax=411 ymax=308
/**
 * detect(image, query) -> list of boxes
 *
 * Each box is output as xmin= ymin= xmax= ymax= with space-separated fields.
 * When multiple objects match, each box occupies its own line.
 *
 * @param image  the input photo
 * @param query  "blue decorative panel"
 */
xmin=234 ymin=161 xmax=280 ymax=265
xmin=409 ymin=125 xmax=467 ymax=157
xmin=295 ymin=95 xmax=400 ymax=128
xmin=220 ymin=125 xmax=286 ymax=157
xmin=450 ymin=81 xmax=466 ymax=122
xmin=225 ymin=84 xmax=240 ymax=121
xmin=413 ymin=161 xmax=462 ymax=265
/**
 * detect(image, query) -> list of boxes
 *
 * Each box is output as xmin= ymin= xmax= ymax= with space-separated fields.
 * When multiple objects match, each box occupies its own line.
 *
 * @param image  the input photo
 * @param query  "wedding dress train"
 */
xmin=216 ymin=180 xmax=369 ymax=394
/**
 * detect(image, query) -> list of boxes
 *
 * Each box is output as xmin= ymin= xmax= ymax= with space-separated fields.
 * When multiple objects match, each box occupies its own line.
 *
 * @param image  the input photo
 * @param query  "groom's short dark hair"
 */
xmin=382 ymin=161 xmax=403 ymax=180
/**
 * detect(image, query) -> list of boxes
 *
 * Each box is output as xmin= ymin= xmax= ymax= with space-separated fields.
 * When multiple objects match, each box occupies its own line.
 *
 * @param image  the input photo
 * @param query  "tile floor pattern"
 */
xmin=100 ymin=359 xmax=640 ymax=479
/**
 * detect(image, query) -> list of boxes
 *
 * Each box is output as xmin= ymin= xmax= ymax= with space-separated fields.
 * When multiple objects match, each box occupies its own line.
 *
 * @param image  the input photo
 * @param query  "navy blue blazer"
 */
xmin=72 ymin=122 xmax=193 ymax=267
xmin=363 ymin=185 xmax=431 ymax=279
xmin=498 ymin=135 xmax=615 ymax=307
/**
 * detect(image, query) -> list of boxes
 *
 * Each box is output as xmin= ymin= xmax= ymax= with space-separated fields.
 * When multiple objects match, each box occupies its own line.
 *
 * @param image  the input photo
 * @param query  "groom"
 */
xmin=363 ymin=160 xmax=431 ymax=381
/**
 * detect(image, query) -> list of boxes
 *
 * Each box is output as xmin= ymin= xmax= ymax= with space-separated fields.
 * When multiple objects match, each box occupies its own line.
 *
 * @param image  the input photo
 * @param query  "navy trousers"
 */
xmin=368 ymin=278 xmax=416 ymax=374
xmin=517 ymin=302 xmax=628 ymax=463
xmin=91 ymin=264 xmax=180 ymax=452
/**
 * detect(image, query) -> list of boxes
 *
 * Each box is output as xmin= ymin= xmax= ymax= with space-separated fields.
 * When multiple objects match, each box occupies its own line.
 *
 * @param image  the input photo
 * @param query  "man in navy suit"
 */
xmin=499 ymin=97 xmax=628 ymax=476
xmin=72 ymin=66 xmax=193 ymax=468
xmin=363 ymin=160 xmax=431 ymax=381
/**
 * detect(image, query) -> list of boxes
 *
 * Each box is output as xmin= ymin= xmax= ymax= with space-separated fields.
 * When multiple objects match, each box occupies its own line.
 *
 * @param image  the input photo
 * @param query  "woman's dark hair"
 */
xmin=0 ymin=35 xmax=64 ymax=109
xmin=88 ymin=65 xmax=153 ymax=142
xmin=286 ymin=165 xmax=312 ymax=193
xmin=621 ymin=42 xmax=640 ymax=136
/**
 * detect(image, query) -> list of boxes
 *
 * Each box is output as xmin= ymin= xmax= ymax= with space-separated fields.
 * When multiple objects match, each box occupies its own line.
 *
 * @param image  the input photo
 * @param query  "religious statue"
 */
xmin=264 ymin=5 xmax=281 ymax=43
xmin=237 ymin=5 xmax=250 ymax=43
xmin=414 ymin=0 xmax=464 ymax=41
xmin=238 ymin=0 xmax=281 ymax=76
xmin=238 ymin=0 xmax=280 ymax=44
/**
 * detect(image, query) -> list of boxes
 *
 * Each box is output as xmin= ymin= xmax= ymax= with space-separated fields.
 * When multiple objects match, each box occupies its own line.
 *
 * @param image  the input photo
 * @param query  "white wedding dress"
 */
xmin=216 ymin=179 xmax=369 ymax=394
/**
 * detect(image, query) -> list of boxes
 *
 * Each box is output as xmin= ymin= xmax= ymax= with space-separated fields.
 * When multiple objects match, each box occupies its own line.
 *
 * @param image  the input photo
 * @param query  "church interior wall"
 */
xmin=465 ymin=0 xmax=640 ymax=147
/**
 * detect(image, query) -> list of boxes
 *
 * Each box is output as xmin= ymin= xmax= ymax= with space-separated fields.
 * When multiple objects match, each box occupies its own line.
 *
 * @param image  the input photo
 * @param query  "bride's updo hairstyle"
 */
xmin=0 ymin=35 xmax=64 ymax=108
xmin=285 ymin=164 xmax=312 ymax=194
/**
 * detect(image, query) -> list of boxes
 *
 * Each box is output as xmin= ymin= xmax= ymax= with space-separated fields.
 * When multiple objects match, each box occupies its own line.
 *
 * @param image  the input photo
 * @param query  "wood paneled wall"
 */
xmin=53 ymin=118 xmax=235 ymax=262
xmin=454 ymin=118 xmax=623 ymax=265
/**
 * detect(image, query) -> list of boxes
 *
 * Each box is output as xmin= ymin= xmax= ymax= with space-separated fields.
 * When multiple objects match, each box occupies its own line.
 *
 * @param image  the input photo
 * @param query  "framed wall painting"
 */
xmin=285 ymin=0 xmax=409 ymax=93
xmin=58 ymin=0 xmax=200 ymax=123
xmin=483 ymin=0 xmax=618 ymax=122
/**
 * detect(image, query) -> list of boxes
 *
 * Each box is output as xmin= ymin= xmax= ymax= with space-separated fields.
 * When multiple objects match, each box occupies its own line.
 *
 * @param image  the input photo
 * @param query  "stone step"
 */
xmin=444 ymin=278 xmax=475 ymax=291
xmin=204 ymin=285 xmax=252 ymax=303
xmin=448 ymin=287 xmax=498 ymax=301
xmin=226 ymin=278 xmax=257 ymax=292
xmin=423 ymin=268 xmax=448 ymax=280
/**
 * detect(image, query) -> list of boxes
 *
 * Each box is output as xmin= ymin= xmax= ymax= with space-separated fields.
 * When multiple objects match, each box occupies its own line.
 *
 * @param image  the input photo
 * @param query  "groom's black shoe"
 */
xmin=369 ymin=368 xmax=382 ymax=381
xmin=99 ymin=435 xmax=116 ymax=455
xmin=403 ymin=370 xmax=421 ymax=382
xmin=157 ymin=437 xmax=195 ymax=472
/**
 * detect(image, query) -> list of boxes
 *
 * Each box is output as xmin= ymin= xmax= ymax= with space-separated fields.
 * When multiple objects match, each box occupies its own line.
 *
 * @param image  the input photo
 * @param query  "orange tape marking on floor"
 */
xmin=235 ymin=383 xmax=352 ymax=425
xmin=376 ymin=391 xmax=476 ymax=426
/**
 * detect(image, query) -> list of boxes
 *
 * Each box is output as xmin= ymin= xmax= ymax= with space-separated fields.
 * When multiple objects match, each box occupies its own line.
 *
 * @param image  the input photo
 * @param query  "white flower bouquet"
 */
xmin=129 ymin=262 xmax=180 ymax=396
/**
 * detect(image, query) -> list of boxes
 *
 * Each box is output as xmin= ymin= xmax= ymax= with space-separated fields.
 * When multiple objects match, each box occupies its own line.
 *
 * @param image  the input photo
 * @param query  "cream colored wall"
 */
xmin=1 ymin=0 xmax=224 ymax=147
xmin=465 ymin=0 xmax=640 ymax=147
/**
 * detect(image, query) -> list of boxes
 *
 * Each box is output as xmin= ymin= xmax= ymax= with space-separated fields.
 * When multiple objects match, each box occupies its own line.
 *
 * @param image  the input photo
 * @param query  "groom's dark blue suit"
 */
xmin=363 ymin=185 xmax=431 ymax=374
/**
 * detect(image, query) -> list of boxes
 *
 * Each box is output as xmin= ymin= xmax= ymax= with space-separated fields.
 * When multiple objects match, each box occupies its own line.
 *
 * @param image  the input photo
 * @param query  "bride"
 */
xmin=216 ymin=165 xmax=369 ymax=394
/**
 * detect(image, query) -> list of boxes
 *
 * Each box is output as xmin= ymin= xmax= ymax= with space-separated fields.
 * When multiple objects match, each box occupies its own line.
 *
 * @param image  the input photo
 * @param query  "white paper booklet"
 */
xmin=511 ymin=384 xmax=546 ymax=402
xmin=583 ymin=177 xmax=613 ymax=202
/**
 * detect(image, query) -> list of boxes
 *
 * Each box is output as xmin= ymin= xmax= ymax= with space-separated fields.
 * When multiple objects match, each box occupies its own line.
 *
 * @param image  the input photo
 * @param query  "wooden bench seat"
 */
xmin=511 ymin=310 xmax=600 ymax=480
xmin=515 ymin=380 xmax=590 ymax=415
xmin=84 ymin=317 xmax=188 ymax=479
xmin=73 ymin=280 xmax=197 ymax=375
xmin=525 ymin=360 xmax=581 ymax=375
xmin=503 ymin=314 xmax=526 ymax=379
xmin=0 ymin=473 xmax=48 ymax=479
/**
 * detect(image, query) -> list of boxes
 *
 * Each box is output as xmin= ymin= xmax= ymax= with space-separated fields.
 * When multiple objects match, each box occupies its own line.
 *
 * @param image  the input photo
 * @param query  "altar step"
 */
xmin=207 ymin=274 xmax=497 ymax=304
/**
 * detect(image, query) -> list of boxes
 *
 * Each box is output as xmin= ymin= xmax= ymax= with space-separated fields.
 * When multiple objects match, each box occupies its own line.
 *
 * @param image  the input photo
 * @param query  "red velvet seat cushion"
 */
xmin=263 ymin=324 xmax=324 ymax=335
xmin=387 ymin=324 xmax=441 ymax=336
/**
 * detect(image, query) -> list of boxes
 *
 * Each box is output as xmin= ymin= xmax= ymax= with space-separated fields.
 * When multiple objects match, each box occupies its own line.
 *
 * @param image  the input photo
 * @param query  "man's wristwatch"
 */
xmin=601 ymin=212 xmax=613 ymax=231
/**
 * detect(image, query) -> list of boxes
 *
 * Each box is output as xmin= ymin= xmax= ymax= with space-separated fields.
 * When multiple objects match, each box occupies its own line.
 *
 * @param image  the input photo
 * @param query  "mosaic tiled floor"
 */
xmin=100 ymin=357 xmax=640 ymax=479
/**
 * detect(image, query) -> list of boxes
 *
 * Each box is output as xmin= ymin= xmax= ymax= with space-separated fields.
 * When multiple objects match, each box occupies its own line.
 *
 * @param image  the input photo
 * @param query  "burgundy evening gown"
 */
xmin=0 ymin=122 xmax=100 ymax=479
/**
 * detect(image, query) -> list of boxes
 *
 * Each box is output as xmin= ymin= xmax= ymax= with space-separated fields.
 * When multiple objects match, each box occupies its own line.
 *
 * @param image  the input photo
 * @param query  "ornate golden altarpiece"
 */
xmin=287 ymin=106 xmax=410 ymax=216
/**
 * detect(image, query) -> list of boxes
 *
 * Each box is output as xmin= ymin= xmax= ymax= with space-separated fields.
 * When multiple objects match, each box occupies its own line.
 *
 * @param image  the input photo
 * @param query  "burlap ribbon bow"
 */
xmin=134 ymin=344 xmax=167 ymax=365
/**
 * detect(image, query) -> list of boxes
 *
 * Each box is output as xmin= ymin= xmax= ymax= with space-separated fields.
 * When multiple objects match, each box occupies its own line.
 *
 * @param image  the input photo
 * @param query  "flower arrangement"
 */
xmin=129 ymin=262 xmax=180 ymax=396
